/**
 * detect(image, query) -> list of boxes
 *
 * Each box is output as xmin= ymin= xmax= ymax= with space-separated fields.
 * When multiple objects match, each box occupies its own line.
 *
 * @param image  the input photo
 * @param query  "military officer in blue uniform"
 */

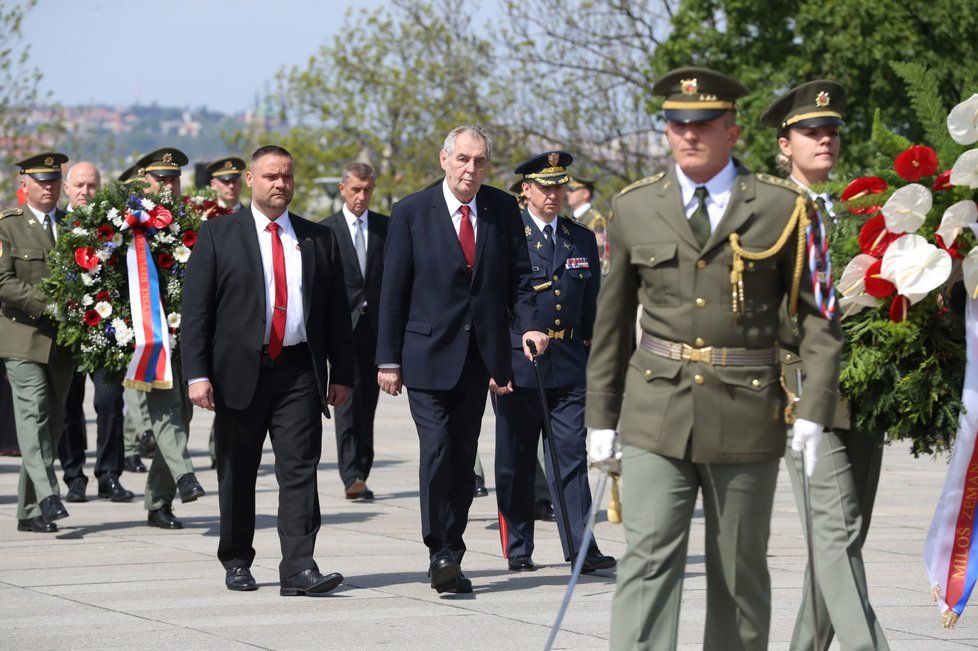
xmin=494 ymin=151 xmax=616 ymax=573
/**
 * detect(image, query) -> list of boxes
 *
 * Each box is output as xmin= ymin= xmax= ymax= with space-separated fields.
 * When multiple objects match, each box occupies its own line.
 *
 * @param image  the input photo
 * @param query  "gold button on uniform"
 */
xmin=694 ymin=337 xmax=705 ymax=347
xmin=644 ymin=369 xmax=652 ymax=379
xmin=649 ymin=256 xmax=655 ymax=264
xmin=693 ymin=374 xmax=705 ymax=385
xmin=696 ymin=259 xmax=707 ymax=269
xmin=785 ymin=353 xmax=793 ymax=361
xmin=554 ymin=289 xmax=561 ymax=297
xmin=751 ymin=378 xmax=761 ymax=387
xmin=553 ymin=274 xmax=559 ymax=281
xmin=695 ymin=297 xmax=706 ymax=308
xmin=555 ymin=304 xmax=562 ymax=311
xmin=554 ymin=318 xmax=561 ymax=326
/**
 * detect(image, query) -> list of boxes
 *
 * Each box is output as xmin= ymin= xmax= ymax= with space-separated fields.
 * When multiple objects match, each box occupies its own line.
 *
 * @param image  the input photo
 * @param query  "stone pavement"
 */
xmin=2 ymin=384 xmax=978 ymax=649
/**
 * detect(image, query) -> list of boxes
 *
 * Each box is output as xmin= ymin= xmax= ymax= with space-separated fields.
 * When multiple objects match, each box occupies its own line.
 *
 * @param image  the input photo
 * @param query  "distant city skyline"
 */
xmin=21 ymin=0 xmax=395 ymax=113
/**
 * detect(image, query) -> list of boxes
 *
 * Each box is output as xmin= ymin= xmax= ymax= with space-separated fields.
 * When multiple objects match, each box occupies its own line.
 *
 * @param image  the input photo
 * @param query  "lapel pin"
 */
xmin=535 ymin=241 xmax=543 ymax=251
xmin=563 ymin=241 xmax=572 ymax=249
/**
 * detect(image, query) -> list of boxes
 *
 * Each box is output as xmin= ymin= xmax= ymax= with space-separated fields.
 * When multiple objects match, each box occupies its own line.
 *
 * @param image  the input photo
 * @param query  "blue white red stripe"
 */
xmin=807 ymin=208 xmax=836 ymax=319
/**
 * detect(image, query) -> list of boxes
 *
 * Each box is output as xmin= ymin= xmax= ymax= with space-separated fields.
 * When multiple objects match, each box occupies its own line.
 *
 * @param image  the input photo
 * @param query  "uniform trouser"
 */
xmin=494 ymin=385 xmax=595 ymax=561
xmin=5 ymin=347 xmax=76 ymax=520
xmin=215 ymin=347 xmax=324 ymax=581
xmin=123 ymin=387 xmax=152 ymax=457
xmin=333 ymin=318 xmax=379 ymax=489
xmin=59 ymin=370 xmax=125 ymax=483
xmin=785 ymin=427 xmax=888 ymax=651
xmin=0 ymin=362 xmax=17 ymax=452
xmin=474 ymin=440 xmax=551 ymax=502
xmin=407 ymin=337 xmax=488 ymax=563
xmin=611 ymin=445 xmax=779 ymax=651
xmin=127 ymin=369 xmax=194 ymax=510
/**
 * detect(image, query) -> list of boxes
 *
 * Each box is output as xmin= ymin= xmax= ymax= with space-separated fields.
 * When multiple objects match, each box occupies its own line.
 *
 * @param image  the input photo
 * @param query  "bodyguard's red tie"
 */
xmin=458 ymin=204 xmax=475 ymax=275
xmin=266 ymin=221 xmax=287 ymax=359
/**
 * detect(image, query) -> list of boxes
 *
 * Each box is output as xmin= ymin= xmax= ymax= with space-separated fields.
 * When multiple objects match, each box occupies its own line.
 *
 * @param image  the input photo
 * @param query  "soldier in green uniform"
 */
xmin=762 ymin=81 xmax=889 ymax=650
xmin=118 ymin=148 xmax=204 ymax=529
xmin=0 ymin=153 xmax=76 ymax=533
xmin=585 ymin=67 xmax=843 ymax=650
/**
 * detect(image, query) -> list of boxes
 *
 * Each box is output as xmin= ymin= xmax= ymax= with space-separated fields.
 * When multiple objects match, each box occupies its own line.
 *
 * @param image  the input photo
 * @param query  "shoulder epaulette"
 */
xmin=755 ymin=173 xmax=806 ymax=195
xmin=0 ymin=208 xmax=23 ymax=220
xmin=561 ymin=215 xmax=591 ymax=232
xmin=617 ymin=171 xmax=666 ymax=198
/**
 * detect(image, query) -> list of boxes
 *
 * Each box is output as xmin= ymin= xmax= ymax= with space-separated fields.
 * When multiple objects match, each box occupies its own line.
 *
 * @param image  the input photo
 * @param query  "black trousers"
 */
xmin=58 ymin=370 xmax=125 ymax=483
xmin=494 ymin=384 xmax=594 ymax=561
xmin=334 ymin=318 xmax=379 ymax=488
xmin=407 ymin=336 xmax=489 ymax=562
xmin=214 ymin=345 xmax=324 ymax=580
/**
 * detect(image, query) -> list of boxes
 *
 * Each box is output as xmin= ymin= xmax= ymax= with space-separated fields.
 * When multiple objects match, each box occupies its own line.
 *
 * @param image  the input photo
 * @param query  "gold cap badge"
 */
xmin=681 ymin=78 xmax=698 ymax=95
xmin=815 ymin=91 xmax=830 ymax=108
xmin=548 ymin=152 xmax=559 ymax=167
xmin=162 ymin=152 xmax=173 ymax=163
xmin=44 ymin=156 xmax=54 ymax=166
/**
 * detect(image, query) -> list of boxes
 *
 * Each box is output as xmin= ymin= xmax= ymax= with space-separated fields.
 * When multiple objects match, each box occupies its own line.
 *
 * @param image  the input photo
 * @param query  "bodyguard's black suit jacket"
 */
xmin=180 ymin=208 xmax=355 ymax=415
xmin=376 ymin=182 xmax=540 ymax=390
xmin=323 ymin=209 xmax=389 ymax=337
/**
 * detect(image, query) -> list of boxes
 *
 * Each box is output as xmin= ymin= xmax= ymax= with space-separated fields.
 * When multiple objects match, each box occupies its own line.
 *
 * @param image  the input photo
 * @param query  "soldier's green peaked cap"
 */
xmin=17 ymin=152 xmax=68 ymax=181
xmin=653 ymin=66 xmax=747 ymax=123
xmin=133 ymin=147 xmax=188 ymax=179
xmin=761 ymin=80 xmax=846 ymax=131
xmin=206 ymin=156 xmax=246 ymax=181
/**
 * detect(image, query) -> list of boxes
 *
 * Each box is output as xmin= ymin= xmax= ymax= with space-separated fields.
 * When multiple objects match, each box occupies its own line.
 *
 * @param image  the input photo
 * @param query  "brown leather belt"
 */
xmin=640 ymin=332 xmax=777 ymax=367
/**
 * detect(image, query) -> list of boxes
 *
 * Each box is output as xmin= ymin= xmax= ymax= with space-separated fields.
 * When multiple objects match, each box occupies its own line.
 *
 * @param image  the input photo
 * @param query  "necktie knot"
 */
xmin=694 ymin=186 xmax=709 ymax=203
xmin=266 ymin=221 xmax=279 ymax=233
xmin=543 ymin=224 xmax=553 ymax=240
xmin=459 ymin=204 xmax=471 ymax=220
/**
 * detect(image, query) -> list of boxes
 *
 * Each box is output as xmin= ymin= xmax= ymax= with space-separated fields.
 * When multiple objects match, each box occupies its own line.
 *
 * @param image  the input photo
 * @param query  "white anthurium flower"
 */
xmin=880 ymin=234 xmax=952 ymax=304
xmin=94 ymin=301 xmax=112 ymax=318
xmin=948 ymin=93 xmax=978 ymax=145
xmin=173 ymin=245 xmax=191 ymax=263
xmin=951 ymin=149 xmax=978 ymax=189
xmin=837 ymin=254 xmax=879 ymax=317
xmin=964 ymin=247 xmax=978 ymax=299
xmin=936 ymin=200 xmax=978 ymax=246
xmin=881 ymin=183 xmax=932 ymax=233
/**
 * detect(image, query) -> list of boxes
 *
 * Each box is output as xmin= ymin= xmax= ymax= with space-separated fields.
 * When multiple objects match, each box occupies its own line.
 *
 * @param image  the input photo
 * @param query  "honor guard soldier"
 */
xmin=585 ymin=67 xmax=842 ymax=650
xmin=207 ymin=157 xmax=247 ymax=211
xmin=0 ymin=153 xmax=77 ymax=532
xmin=566 ymin=177 xmax=610 ymax=274
xmin=762 ymin=81 xmax=889 ymax=650
xmin=119 ymin=148 xmax=205 ymax=529
xmin=494 ymin=151 xmax=616 ymax=573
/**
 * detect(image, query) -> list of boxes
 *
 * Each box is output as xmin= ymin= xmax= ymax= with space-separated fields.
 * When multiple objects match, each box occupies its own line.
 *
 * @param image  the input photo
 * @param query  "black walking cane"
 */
xmin=525 ymin=339 xmax=575 ymax=561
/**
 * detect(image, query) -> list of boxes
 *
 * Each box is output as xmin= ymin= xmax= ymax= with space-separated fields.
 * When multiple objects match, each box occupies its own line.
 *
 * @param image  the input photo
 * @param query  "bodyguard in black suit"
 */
xmin=182 ymin=146 xmax=355 ymax=596
xmin=377 ymin=125 xmax=548 ymax=594
xmin=323 ymin=162 xmax=388 ymax=500
xmin=494 ymin=152 xmax=615 ymax=574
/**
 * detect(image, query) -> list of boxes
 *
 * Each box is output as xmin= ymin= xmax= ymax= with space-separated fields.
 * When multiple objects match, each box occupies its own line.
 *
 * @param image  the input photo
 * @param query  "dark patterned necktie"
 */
xmin=689 ymin=186 xmax=710 ymax=248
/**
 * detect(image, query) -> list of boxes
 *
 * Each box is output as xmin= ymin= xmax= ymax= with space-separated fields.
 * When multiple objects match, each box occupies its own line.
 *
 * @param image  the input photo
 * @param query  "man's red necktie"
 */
xmin=266 ymin=221 xmax=287 ymax=359
xmin=458 ymin=204 xmax=475 ymax=275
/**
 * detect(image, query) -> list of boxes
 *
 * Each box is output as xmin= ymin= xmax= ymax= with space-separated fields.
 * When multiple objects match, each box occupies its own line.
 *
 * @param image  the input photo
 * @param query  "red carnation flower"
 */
xmin=894 ymin=145 xmax=939 ymax=182
xmin=73 ymin=220 xmax=81 ymax=228
xmin=933 ymin=170 xmax=953 ymax=191
xmin=936 ymin=234 xmax=964 ymax=259
xmin=889 ymin=295 xmax=910 ymax=323
xmin=157 ymin=252 xmax=174 ymax=269
xmin=96 ymin=224 xmax=114 ymax=241
xmin=83 ymin=309 xmax=102 ymax=327
xmin=95 ymin=290 xmax=111 ymax=302
xmin=181 ymin=230 xmax=197 ymax=247
xmin=863 ymin=259 xmax=896 ymax=298
xmin=841 ymin=176 xmax=888 ymax=214
xmin=74 ymin=246 xmax=100 ymax=271
xmin=858 ymin=214 xmax=903 ymax=257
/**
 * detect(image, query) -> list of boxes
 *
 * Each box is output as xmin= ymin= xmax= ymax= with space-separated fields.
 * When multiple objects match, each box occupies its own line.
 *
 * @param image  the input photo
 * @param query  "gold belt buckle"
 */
xmin=547 ymin=329 xmax=565 ymax=340
xmin=681 ymin=343 xmax=714 ymax=365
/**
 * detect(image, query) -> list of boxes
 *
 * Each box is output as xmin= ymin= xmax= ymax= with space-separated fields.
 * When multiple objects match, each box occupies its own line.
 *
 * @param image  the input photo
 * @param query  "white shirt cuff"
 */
xmin=187 ymin=377 xmax=210 ymax=385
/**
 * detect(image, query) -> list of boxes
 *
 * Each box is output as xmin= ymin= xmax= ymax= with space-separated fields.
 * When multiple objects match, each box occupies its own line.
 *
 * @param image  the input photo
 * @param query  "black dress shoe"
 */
xmin=534 ymin=500 xmax=556 ymax=522
xmin=226 ymin=566 xmax=258 ymax=591
xmin=440 ymin=573 xmax=473 ymax=594
xmin=428 ymin=550 xmax=461 ymax=592
xmin=507 ymin=555 xmax=536 ymax=572
xmin=581 ymin=552 xmax=617 ymax=574
xmin=473 ymin=476 xmax=488 ymax=498
xmin=64 ymin=477 xmax=88 ymax=503
xmin=139 ymin=430 xmax=158 ymax=457
xmin=17 ymin=516 xmax=57 ymax=533
xmin=124 ymin=455 xmax=147 ymax=473
xmin=177 ymin=473 xmax=205 ymax=503
xmin=39 ymin=495 xmax=69 ymax=522
xmin=147 ymin=504 xmax=183 ymax=529
xmin=97 ymin=475 xmax=134 ymax=502
xmin=280 ymin=569 xmax=343 ymax=596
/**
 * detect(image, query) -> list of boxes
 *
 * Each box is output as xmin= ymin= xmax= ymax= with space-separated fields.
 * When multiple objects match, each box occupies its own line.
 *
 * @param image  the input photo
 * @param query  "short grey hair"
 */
xmin=442 ymin=125 xmax=492 ymax=160
xmin=341 ymin=162 xmax=376 ymax=184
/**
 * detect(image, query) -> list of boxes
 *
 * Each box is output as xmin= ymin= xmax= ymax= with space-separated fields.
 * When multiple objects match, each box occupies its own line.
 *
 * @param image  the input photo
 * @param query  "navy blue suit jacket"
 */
xmin=510 ymin=212 xmax=600 ymax=389
xmin=376 ymin=182 xmax=539 ymax=390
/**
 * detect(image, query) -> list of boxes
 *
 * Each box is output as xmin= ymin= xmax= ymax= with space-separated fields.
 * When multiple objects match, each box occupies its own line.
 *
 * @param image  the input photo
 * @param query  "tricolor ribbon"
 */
xmin=806 ymin=207 xmax=836 ymax=319
xmin=119 ymin=204 xmax=174 ymax=391
xmin=925 ymin=296 xmax=978 ymax=628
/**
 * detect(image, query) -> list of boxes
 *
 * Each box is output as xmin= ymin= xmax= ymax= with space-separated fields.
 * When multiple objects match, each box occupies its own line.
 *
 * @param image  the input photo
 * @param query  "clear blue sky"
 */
xmin=21 ymin=0 xmax=398 ymax=113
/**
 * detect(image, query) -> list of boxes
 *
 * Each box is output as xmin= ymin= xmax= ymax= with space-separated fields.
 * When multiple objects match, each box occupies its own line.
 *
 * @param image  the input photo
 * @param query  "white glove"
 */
xmin=791 ymin=418 xmax=824 ymax=478
xmin=588 ymin=428 xmax=621 ymax=464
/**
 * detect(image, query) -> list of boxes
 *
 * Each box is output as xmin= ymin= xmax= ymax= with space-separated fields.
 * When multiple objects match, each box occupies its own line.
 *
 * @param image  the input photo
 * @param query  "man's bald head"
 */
xmin=65 ymin=162 xmax=101 ymax=209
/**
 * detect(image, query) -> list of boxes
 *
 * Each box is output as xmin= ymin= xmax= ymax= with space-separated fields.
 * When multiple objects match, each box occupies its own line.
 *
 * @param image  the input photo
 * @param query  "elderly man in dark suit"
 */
xmin=182 ymin=145 xmax=355 ymax=596
xmin=324 ymin=162 xmax=388 ymax=500
xmin=377 ymin=125 xmax=548 ymax=594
